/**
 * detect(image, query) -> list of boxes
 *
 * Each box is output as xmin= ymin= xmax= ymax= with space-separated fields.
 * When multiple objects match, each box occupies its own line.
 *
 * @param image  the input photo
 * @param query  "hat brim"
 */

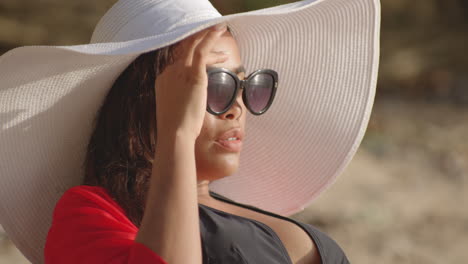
xmin=0 ymin=0 xmax=380 ymax=263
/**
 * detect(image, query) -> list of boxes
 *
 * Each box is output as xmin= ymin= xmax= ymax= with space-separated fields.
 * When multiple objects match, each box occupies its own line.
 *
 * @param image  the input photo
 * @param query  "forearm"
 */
xmin=136 ymin=131 xmax=201 ymax=264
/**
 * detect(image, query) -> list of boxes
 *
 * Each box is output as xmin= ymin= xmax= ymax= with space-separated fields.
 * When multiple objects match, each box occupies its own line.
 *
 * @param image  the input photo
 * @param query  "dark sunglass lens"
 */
xmin=246 ymin=73 xmax=274 ymax=113
xmin=207 ymin=72 xmax=236 ymax=113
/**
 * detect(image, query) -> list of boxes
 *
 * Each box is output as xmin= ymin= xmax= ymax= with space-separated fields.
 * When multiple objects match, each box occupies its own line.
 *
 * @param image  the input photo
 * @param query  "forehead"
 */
xmin=209 ymin=32 xmax=244 ymax=74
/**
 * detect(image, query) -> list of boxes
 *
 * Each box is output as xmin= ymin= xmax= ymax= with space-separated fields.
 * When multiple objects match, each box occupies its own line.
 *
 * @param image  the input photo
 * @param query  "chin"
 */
xmin=195 ymin=139 xmax=243 ymax=182
xmin=196 ymin=158 xmax=240 ymax=182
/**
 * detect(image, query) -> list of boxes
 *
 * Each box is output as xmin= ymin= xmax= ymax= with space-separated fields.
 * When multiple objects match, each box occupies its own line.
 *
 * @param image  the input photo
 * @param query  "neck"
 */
xmin=197 ymin=180 xmax=211 ymax=201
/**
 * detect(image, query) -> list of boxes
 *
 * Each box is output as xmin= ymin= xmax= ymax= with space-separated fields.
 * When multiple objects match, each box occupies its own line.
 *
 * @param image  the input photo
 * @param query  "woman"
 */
xmin=0 ymin=0 xmax=380 ymax=263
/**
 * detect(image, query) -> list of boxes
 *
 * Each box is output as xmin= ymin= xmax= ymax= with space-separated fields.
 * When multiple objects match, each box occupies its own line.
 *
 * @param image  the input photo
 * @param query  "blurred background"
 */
xmin=1 ymin=0 xmax=467 ymax=263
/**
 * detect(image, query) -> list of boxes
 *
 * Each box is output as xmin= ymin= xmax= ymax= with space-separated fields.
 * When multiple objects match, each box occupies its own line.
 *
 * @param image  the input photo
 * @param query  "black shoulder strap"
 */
xmin=298 ymin=223 xmax=350 ymax=264
xmin=209 ymin=190 xmax=236 ymax=203
xmin=209 ymin=190 xmax=350 ymax=263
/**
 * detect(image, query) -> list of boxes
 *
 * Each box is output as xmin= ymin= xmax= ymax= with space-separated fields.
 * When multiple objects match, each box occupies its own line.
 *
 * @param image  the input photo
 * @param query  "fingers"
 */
xmin=174 ymin=23 xmax=228 ymax=67
xmin=204 ymin=51 xmax=229 ymax=65
xmin=191 ymin=24 xmax=228 ymax=67
xmin=180 ymin=29 xmax=212 ymax=65
xmin=171 ymin=31 xmax=205 ymax=63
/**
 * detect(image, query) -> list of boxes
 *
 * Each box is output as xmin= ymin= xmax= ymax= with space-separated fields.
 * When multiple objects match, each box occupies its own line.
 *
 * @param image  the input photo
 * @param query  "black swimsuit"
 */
xmin=199 ymin=191 xmax=350 ymax=264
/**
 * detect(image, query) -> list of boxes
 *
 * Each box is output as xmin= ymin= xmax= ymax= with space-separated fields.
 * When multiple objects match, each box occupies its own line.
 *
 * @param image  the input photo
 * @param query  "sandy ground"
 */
xmin=1 ymin=98 xmax=467 ymax=263
xmin=294 ymin=98 xmax=468 ymax=264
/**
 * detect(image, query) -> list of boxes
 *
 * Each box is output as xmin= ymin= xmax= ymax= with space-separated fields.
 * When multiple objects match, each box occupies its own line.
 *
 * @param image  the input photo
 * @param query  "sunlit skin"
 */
xmin=151 ymin=29 xmax=321 ymax=264
xmin=194 ymin=30 xmax=247 ymax=203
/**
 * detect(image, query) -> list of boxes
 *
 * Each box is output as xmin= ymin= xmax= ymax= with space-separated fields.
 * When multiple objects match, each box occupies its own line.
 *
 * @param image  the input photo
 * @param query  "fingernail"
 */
xmin=214 ymin=23 xmax=227 ymax=31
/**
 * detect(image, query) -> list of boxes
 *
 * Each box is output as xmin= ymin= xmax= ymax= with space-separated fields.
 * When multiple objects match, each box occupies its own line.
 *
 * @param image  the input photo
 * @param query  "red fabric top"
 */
xmin=44 ymin=185 xmax=168 ymax=264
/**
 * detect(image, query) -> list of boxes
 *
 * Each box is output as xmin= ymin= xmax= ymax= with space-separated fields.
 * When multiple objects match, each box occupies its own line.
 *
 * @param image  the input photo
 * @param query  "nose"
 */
xmin=219 ymin=90 xmax=244 ymax=120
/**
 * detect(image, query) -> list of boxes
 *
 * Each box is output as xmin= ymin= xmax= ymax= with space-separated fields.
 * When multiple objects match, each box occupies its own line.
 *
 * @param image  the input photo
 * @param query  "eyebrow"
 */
xmin=207 ymin=65 xmax=246 ymax=74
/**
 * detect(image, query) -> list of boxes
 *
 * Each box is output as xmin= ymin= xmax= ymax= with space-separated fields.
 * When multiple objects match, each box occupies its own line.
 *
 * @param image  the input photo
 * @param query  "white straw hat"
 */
xmin=0 ymin=0 xmax=380 ymax=262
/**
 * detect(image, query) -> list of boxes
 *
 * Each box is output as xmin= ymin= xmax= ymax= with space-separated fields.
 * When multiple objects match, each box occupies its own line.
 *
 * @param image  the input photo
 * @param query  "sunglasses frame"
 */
xmin=206 ymin=67 xmax=278 ymax=116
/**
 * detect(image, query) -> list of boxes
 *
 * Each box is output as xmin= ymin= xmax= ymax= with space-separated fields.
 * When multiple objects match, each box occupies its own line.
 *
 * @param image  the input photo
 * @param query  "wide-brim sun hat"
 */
xmin=0 ymin=0 xmax=380 ymax=262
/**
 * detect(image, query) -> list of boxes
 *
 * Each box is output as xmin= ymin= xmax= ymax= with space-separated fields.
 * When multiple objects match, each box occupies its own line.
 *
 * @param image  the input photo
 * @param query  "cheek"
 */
xmin=195 ymin=114 xmax=215 ymax=146
xmin=200 ymin=113 xmax=215 ymax=136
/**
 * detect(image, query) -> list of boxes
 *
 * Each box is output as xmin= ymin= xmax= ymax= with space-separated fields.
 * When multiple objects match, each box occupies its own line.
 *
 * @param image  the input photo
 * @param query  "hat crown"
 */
xmin=90 ymin=0 xmax=221 ymax=43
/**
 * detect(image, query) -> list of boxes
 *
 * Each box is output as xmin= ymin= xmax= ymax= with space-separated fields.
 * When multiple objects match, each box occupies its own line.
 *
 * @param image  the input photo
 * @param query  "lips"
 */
xmin=215 ymin=127 xmax=244 ymax=141
xmin=215 ymin=128 xmax=244 ymax=152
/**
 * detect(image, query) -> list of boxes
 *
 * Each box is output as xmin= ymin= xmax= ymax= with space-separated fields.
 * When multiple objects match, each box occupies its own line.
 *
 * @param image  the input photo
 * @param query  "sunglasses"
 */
xmin=206 ymin=67 xmax=278 ymax=116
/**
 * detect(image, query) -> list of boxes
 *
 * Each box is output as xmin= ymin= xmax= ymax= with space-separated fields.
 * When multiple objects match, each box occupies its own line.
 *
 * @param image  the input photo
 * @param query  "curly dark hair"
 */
xmin=82 ymin=44 xmax=177 ymax=227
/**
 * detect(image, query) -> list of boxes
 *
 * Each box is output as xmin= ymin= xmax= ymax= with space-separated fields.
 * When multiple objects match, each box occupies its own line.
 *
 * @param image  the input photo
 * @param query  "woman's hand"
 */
xmin=155 ymin=24 xmax=229 ymax=142
xmin=140 ymin=26 xmax=229 ymax=263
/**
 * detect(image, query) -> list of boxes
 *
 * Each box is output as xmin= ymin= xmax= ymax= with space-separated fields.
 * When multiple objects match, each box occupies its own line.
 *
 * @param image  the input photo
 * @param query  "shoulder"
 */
xmin=302 ymin=223 xmax=350 ymax=264
xmin=57 ymin=185 xmax=112 ymax=205
xmin=51 ymin=185 xmax=132 ymax=227
xmin=45 ymin=185 xmax=162 ymax=263
xmin=45 ymin=185 xmax=137 ymax=250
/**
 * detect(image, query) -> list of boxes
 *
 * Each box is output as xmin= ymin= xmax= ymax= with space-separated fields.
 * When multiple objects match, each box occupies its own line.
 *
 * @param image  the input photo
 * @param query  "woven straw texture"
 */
xmin=0 ymin=0 xmax=380 ymax=262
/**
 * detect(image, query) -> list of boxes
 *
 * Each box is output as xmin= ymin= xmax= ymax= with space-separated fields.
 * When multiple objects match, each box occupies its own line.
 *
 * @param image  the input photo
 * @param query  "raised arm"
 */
xmin=135 ymin=24 xmax=229 ymax=264
xmin=44 ymin=24 xmax=228 ymax=264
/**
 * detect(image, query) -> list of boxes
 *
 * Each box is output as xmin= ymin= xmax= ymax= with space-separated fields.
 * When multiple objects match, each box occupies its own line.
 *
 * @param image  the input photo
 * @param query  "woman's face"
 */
xmin=195 ymin=31 xmax=247 ymax=182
